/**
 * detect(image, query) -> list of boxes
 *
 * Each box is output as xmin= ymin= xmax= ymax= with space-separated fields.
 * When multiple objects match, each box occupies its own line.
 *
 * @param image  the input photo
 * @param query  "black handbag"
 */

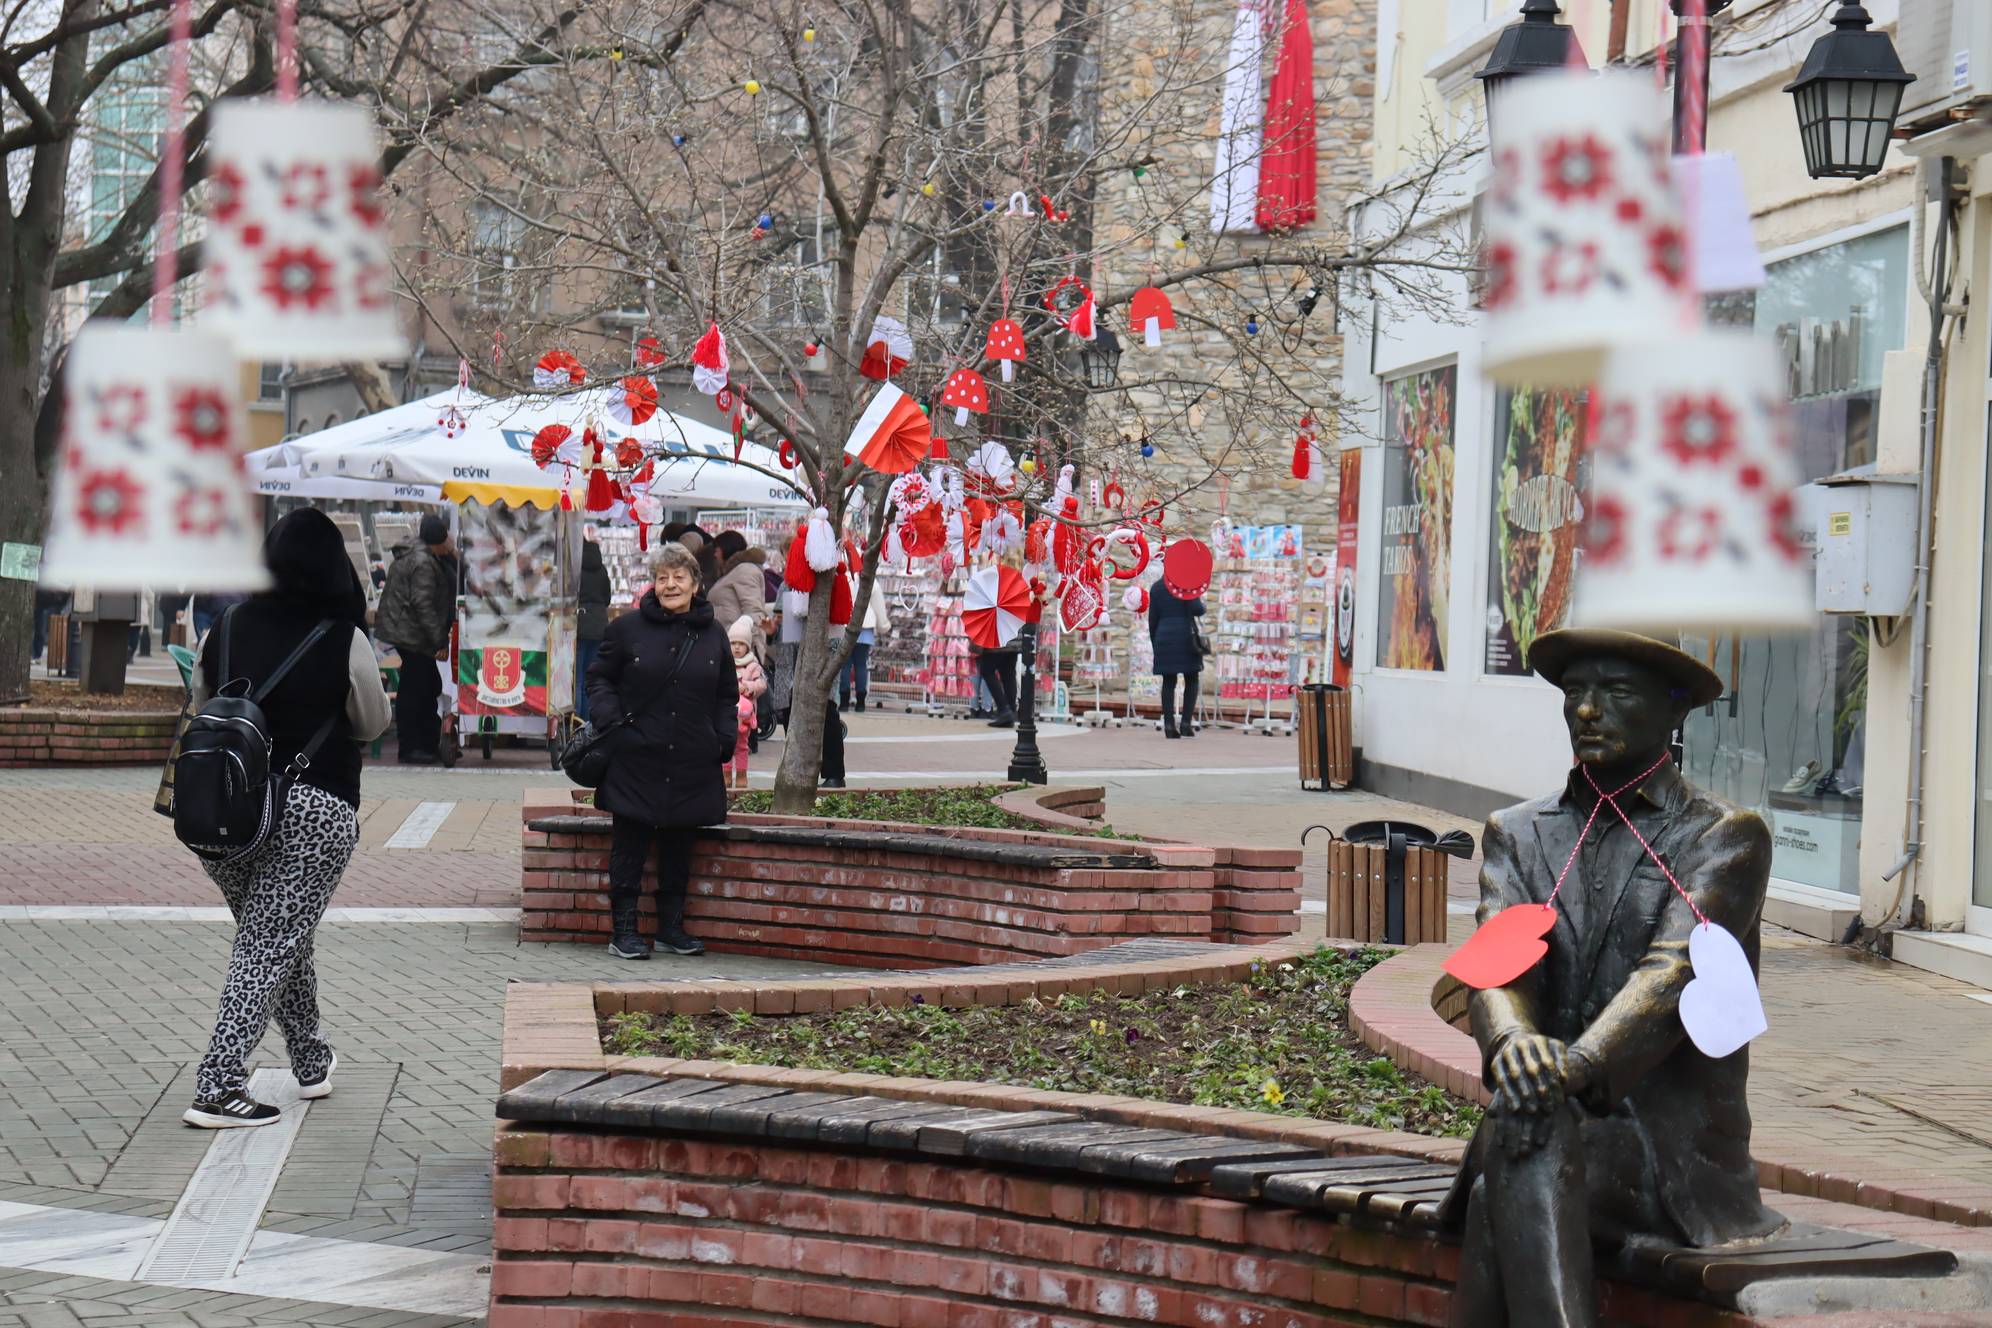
xmin=560 ymin=630 xmax=698 ymax=788
xmin=1191 ymin=622 xmax=1214 ymax=657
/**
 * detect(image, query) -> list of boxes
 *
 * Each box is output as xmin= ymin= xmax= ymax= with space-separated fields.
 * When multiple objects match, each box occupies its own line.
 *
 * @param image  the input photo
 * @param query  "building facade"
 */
xmin=1339 ymin=0 xmax=1969 ymax=968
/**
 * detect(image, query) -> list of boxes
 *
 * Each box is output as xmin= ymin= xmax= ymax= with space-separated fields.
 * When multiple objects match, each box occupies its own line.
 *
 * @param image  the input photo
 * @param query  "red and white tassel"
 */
xmin=804 ymin=505 xmax=839 ymax=572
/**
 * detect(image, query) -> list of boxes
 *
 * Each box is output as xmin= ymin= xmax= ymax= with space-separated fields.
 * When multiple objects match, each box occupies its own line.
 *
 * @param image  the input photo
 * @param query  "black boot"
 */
xmin=1180 ymin=714 xmax=1196 ymax=736
xmin=855 ymin=694 xmax=866 ymax=713
xmin=608 ymin=896 xmax=651 ymax=960
xmin=655 ymin=889 xmax=705 ymax=956
xmin=1164 ymin=718 xmax=1180 ymax=739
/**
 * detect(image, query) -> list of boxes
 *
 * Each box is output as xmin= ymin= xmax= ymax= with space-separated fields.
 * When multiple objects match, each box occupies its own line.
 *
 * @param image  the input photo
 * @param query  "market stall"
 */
xmin=242 ymin=387 xmax=803 ymax=758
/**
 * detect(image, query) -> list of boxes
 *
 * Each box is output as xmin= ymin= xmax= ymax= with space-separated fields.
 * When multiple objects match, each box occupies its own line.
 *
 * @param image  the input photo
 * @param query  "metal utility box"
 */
xmin=1812 ymin=472 xmax=1918 ymax=617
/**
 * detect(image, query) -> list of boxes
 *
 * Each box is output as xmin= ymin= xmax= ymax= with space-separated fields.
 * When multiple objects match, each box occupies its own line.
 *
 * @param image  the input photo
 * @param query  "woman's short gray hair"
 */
xmin=650 ymin=542 xmax=701 ymax=580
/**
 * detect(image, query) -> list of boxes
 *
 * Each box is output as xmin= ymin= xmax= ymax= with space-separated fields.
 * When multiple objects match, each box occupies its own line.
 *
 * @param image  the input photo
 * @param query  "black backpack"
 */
xmin=172 ymin=610 xmax=337 ymax=863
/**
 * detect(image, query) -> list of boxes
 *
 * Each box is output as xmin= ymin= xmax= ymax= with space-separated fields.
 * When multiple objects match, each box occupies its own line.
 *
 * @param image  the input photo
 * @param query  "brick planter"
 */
xmin=0 ymin=706 xmax=179 ymax=768
xmin=492 ymin=953 xmax=1992 ymax=1328
xmin=520 ymin=788 xmax=1300 ymax=966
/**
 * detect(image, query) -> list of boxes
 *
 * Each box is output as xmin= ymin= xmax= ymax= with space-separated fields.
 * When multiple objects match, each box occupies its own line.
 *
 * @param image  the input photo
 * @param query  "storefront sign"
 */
xmin=1333 ymin=450 xmax=1360 ymax=688
xmin=1485 ymin=388 xmax=1588 ymax=675
xmin=1375 ymin=365 xmax=1454 ymax=672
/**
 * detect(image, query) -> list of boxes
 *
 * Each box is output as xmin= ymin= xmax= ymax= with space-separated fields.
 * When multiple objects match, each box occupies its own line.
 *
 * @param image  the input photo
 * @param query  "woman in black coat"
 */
xmin=585 ymin=541 xmax=738 ymax=960
xmin=1146 ymin=576 xmax=1207 ymax=739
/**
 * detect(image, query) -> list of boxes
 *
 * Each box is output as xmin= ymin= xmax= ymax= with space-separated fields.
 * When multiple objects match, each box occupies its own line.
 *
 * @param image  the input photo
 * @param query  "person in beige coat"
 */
xmin=706 ymin=531 xmax=768 ymax=658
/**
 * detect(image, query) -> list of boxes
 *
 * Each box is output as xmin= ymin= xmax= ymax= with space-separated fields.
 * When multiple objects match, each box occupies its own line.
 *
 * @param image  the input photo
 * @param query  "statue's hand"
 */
xmin=1488 ymin=1033 xmax=1568 ymax=1116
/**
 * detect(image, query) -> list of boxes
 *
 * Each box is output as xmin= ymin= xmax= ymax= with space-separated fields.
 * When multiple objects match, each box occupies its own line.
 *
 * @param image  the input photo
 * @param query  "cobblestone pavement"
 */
xmin=6 ymin=715 xmax=1992 ymax=1322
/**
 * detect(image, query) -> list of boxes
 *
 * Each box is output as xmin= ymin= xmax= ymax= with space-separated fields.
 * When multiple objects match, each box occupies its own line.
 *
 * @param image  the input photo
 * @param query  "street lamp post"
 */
xmin=1007 ymin=619 xmax=1049 ymax=784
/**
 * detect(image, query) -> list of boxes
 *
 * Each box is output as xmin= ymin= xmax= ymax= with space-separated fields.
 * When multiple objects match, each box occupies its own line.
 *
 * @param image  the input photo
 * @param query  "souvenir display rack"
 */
xmin=1209 ymin=541 xmax=1304 ymax=733
xmin=868 ymin=559 xmax=946 ymax=709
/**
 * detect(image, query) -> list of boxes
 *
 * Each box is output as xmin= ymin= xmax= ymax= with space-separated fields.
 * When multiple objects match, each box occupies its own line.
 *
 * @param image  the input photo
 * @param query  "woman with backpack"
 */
xmin=586 ymin=540 xmax=738 ymax=960
xmin=181 ymin=508 xmax=391 ymax=1128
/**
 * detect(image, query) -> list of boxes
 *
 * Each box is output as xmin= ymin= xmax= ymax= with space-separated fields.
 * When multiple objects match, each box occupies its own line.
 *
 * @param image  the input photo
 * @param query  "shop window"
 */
xmin=1679 ymin=224 xmax=1907 ymax=896
xmin=1374 ymin=364 xmax=1455 ymax=671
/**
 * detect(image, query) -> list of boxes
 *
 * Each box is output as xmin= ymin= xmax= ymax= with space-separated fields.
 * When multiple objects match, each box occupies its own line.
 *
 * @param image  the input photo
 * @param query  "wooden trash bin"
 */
xmin=44 ymin=614 xmax=70 ymax=676
xmin=1324 ymin=835 xmax=1453 ymax=946
xmin=1296 ymin=684 xmax=1353 ymax=790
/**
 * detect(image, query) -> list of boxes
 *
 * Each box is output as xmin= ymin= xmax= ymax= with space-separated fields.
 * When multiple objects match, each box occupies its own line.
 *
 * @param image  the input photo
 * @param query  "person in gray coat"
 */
xmin=373 ymin=513 xmax=456 ymax=763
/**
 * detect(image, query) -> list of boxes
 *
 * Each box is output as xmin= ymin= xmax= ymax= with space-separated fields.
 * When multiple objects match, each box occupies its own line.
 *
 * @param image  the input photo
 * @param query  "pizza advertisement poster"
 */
xmin=1375 ymin=365 xmax=1455 ymax=672
xmin=1484 ymin=387 xmax=1590 ymax=675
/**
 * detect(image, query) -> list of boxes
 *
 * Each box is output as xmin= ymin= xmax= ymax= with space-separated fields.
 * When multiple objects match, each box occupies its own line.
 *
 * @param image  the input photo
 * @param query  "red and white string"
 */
xmin=149 ymin=0 xmax=195 ymax=324
xmin=1583 ymin=761 xmax=1712 ymax=928
xmin=1544 ymin=751 xmax=1671 ymax=910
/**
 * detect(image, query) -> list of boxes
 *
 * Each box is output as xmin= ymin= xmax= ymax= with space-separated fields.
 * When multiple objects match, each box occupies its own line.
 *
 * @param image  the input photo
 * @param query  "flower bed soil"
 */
xmin=730 ymin=782 xmax=1136 ymax=837
xmin=602 ymin=944 xmax=1481 ymax=1138
xmin=25 ymin=680 xmax=186 ymax=712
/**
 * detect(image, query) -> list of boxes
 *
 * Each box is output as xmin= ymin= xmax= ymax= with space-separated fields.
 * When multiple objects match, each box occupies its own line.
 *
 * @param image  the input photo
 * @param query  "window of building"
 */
xmin=1681 ymin=224 xmax=1909 ymax=896
xmin=258 ymin=362 xmax=287 ymax=401
xmin=469 ymin=201 xmax=526 ymax=306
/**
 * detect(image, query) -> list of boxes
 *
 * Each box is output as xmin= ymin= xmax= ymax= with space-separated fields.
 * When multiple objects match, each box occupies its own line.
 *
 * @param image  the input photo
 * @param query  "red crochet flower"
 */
xmin=1648 ymin=223 xmax=1689 ymax=294
xmin=1541 ymin=134 xmax=1614 ymax=204
xmin=279 ymin=162 xmax=331 ymax=211
xmin=76 ymin=469 xmax=144 ymax=535
xmin=1660 ymin=394 xmax=1738 ymax=466
xmin=1541 ymin=241 xmax=1601 ymax=297
xmin=262 ymin=246 xmax=337 ymax=311
xmin=1766 ymin=493 xmax=1804 ymax=562
xmin=1658 ymin=505 xmax=1724 ymax=562
xmin=94 ymin=384 xmax=147 ymax=435
xmin=1482 ymin=240 xmax=1518 ymax=310
xmin=208 ymin=162 xmax=247 ymax=226
xmin=174 ymin=485 xmax=233 ymax=536
xmin=172 ymin=386 xmax=232 ymax=452
xmin=348 ymin=164 xmax=384 ymax=227
xmin=1585 ymin=495 xmax=1628 ymax=567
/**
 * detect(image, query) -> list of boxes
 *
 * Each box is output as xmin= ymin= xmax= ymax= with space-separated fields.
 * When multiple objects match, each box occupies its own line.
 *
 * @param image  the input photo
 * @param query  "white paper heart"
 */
xmin=1678 ymin=922 xmax=1767 ymax=1058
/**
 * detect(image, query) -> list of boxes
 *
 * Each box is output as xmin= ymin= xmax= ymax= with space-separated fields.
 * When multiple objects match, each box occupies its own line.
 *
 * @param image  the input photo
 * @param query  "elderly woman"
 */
xmin=585 ymin=541 xmax=738 ymax=960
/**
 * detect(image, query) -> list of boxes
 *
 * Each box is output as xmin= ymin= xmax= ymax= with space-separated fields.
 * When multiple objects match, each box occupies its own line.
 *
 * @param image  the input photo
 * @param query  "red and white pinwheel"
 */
xmin=963 ymin=565 xmax=1033 ymax=649
xmin=533 ymin=350 xmax=586 ymax=388
xmin=609 ymin=375 xmax=659 ymax=426
xmin=941 ymin=369 xmax=989 ymax=426
xmin=859 ymin=315 xmax=913 ymax=381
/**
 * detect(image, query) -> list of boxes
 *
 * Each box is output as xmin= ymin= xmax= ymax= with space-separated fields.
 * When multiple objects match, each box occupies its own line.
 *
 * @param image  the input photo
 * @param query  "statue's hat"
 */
xmin=1528 ymin=629 xmax=1724 ymax=708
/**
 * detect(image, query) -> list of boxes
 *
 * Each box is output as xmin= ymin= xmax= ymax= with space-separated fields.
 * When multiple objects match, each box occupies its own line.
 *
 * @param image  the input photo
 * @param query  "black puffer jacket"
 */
xmin=585 ymin=592 xmax=737 ymax=828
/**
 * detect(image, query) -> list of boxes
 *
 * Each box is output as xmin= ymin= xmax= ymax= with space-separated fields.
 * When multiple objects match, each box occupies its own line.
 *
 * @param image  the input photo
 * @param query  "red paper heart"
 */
xmin=1443 ymin=903 xmax=1555 ymax=990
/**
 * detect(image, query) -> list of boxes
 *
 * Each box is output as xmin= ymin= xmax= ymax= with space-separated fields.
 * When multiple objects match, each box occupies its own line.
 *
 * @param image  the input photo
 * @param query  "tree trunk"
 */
xmin=0 ymin=352 xmax=46 ymax=706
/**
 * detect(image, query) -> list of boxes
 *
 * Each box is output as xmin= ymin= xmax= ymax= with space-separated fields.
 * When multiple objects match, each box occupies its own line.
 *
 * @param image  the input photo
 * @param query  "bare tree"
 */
xmin=0 ymin=0 xmax=619 ymax=703
xmin=392 ymin=0 xmax=1476 ymax=807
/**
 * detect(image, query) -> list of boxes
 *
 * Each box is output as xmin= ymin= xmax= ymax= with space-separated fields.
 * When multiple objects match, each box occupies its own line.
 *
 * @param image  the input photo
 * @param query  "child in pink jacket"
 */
xmin=727 ymin=617 xmax=766 ymax=790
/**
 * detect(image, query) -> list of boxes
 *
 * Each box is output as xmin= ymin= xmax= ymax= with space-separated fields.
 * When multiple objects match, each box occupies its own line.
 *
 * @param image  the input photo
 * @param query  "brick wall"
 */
xmin=488 ymin=1125 xmax=1795 ymax=1328
xmin=520 ymin=790 xmax=1299 ymax=965
xmin=0 ymin=707 xmax=179 ymax=768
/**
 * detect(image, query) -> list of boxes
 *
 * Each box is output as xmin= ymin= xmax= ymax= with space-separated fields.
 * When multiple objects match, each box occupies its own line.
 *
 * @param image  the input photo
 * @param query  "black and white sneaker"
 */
xmin=298 ymin=1051 xmax=337 ymax=1100
xmin=183 ymin=1090 xmax=281 ymax=1129
xmin=656 ymin=926 xmax=706 ymax=957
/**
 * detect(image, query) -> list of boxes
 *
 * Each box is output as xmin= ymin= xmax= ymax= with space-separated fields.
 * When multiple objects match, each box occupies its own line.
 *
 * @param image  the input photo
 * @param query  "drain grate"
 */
xmin=135 ymin=1068 xmax=308 ymax=1284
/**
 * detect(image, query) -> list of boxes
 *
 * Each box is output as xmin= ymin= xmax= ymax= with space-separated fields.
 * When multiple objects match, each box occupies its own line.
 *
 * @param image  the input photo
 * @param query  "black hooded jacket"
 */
xmin=584 ymin=591 xmax=738 ymax=828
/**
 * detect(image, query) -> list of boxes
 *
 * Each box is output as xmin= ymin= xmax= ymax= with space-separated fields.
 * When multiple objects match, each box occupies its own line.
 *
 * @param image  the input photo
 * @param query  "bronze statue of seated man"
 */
xmin=1441 ymin=628 xmax=1784 ymax=1328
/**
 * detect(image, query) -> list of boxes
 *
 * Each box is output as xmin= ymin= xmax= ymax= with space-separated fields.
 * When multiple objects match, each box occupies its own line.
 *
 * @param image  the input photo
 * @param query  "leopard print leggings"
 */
xmin=195 ymin=783 xmax=357 ymax=1102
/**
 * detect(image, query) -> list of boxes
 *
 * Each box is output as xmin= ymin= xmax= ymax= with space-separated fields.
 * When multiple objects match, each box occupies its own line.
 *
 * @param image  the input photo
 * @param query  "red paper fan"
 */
xmin=610 ymin=375 xmax=659 ymax=426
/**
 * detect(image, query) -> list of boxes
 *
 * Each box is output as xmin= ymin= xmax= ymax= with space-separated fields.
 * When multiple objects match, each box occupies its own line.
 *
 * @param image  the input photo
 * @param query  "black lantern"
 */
xmin=1783 ymin=2 xmax=1913 ymax=181
xmin=1081 ymin=325 xmax=1121 ymax=389
xmin=1475 ymin=0 xmax=1587 ymax=139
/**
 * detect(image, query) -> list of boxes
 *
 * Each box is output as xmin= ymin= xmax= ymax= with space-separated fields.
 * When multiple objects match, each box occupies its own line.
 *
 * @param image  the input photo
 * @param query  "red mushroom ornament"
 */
xmin=940 ymin=369 xmax=989 ymax=426
xmin=1130 ymin=287 xmax=1176 ymax=348
xmin=985 ymin=319 xmax=1026 ymax=382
